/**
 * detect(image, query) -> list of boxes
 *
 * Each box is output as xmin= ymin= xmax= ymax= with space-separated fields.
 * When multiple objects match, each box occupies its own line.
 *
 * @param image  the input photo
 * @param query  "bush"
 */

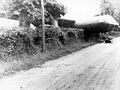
xmin=0 ymin=26 xmax=85 ymax=59
xmin=61 ymin=28 xmax=84 ymax=42
xmin=0 ymin=27 xmax=38 ymax=58
xmin=0 ymin=26 xmax=68 ymax=58
xmin=35 ymin=26 xmax=66 ymax=50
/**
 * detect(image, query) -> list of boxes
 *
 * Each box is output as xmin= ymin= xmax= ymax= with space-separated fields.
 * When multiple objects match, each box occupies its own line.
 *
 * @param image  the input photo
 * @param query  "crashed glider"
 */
xmin=75 ymin=15 xmax=119 ymax=33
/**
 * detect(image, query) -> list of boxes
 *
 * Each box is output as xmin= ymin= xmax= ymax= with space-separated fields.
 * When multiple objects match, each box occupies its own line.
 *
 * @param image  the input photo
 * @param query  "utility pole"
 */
xmin=41 ymin=0 xmax=46 ymax=52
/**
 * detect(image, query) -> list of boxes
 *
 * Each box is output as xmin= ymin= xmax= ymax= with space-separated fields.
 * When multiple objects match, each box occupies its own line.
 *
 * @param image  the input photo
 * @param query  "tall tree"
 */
xmin=45 ymin=2 xmax=66 ymax=27
xmin=100 ymin=0 xmax=114 ymax=16
xmin=0 ymin=0 xmax=66 ymax=27
xmin=100 ymin=0 xmax=120 ymax=24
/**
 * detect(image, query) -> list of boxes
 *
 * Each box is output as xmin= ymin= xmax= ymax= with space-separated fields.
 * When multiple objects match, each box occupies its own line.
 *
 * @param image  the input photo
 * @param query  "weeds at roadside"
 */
xmin=0 ymin=38 xmax=96 ymax=78
xmin=0 ymin=26 xmax=119 ymax=78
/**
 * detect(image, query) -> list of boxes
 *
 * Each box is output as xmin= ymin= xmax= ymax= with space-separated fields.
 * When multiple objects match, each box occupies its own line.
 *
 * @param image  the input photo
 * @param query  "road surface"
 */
xmin=0 ymin=37 xmax=120 ymax=90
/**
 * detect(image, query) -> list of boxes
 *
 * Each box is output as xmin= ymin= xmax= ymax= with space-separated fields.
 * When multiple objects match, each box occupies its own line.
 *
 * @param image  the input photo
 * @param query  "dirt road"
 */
xmin=0 ymin=38 xmax=120 ymax=90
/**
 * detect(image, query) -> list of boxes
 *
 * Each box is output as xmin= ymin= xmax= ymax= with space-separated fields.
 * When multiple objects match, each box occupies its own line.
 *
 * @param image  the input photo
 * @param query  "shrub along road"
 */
xmin=0 ymin=37 xmax=120 ymax=90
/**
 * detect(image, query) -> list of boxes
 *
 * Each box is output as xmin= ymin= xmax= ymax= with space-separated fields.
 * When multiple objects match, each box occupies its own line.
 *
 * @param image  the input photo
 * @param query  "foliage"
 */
xmin=61 ymin=28 xmax=84 ymax=39
xmin=0 ymin=27 xmax=38 ymax=57
xmin=100 ymin=0 xmax=114 ymax=15
xmin=34 ymin=26 xmax=66 ymax=50
xmin=100 ymin=0 xmax=120 ymax=24
xmin=0 ymin=0 xmax=66 ymax=27
xmin=0 ymin=26 xmax=67 ymax=57
xmin=0 ymin=30 xmax=96 ymax=79
xmin=45 ymin=2 xmax=66 ymax=19
xmin=0 ymin=26 xmax=85 ymax=58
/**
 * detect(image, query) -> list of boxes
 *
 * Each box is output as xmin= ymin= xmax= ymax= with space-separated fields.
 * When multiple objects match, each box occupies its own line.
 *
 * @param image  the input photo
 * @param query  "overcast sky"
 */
xmin=57 ymin=0 xmax=101 ymax=21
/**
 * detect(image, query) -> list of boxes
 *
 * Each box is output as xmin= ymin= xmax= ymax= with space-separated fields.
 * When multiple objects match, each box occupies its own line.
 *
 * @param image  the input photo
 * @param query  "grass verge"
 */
xmin=0 ymin=39 xmax=96 ymax=78
xmin=1 ymin=31 xmax=120 ymax=79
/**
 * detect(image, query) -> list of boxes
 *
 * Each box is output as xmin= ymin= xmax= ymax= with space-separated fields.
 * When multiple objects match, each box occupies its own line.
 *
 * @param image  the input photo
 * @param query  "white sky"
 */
xmin=57 ymin=0 xmax=101 ymax=21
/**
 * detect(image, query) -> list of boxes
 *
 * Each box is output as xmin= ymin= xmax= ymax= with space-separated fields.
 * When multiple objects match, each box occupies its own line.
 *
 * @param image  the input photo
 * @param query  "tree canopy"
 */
xmin=100 ymin=0 xmax=120 ymax=24
xmin=0 ymin=0 xmax=67 ymax=27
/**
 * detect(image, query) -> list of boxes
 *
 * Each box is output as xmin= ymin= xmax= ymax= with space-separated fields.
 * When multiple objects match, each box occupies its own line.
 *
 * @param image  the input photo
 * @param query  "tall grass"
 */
xmin=0 ymin=27 xmax=97 ymax=78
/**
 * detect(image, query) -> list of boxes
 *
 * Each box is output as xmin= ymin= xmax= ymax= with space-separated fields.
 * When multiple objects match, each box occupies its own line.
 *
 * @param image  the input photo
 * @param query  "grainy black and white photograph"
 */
xmin=0 ymin=0 xmax=120 ymax=90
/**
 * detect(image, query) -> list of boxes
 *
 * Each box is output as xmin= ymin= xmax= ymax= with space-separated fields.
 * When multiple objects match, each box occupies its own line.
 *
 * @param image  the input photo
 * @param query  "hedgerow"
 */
xmin=0 ymin=27 xmax=37 ymax=58
xmin=61 ymin=28 xmax=84 ymax=40
xmin=0 ymin=26 xmax=85 ymax=59
xmin=0 ymin=26 xmax=66 ymax=57
xmin=33 ymin=26 xmax=66 ymax=50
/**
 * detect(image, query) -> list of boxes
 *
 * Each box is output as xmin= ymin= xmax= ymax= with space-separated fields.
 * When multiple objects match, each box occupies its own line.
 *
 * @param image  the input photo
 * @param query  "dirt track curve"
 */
xmin=0 ymin=37 xmax=120 ymax=90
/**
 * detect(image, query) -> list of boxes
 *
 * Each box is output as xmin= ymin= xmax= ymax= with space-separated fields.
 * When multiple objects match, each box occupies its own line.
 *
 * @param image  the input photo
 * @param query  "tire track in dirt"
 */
xmin=46 ymin=44 xmax=117 ymax=90
xmin=0 ymin=38 xmax=120 ymax=90
xmin=80 ymin=48 xmax=118 ymax=90
xmin=22 ymin=44 xmax=114 ymax=90
xmin=93 ymin=48 xmax=120 ymax=90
